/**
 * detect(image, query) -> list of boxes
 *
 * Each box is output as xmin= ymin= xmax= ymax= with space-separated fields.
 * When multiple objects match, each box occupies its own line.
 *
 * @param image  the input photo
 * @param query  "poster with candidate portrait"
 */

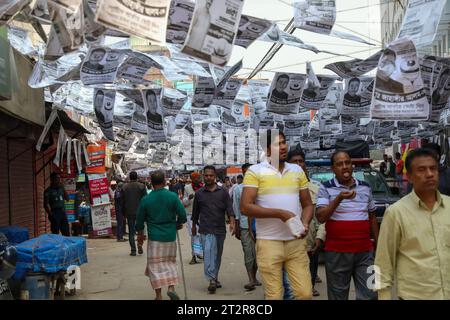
xmin=430 ymin=64 xmax=450 ymax=122
xmin=371 ymin=39 xmax=430 ymax=121
xmin=267 ymin=72 xmax=307 ymax=115
xmin=300 ymin=75 xmax=337 ymax=110
xmin=181 ymin=0 xmax=244 ymax=67
xmin=234 ymin=14 xmax=273 ymax=49
xmin=142 ymin=89 xmax=167 ymax=143
xmin=212 ymin=79 xmax=243 ymax=110
xmin=81 ymin=47 xmax=125 ymax=86
xmin=340 ymin=77 xmax=373 ymax=118
xmin=166 ymin=0 xmax=195 ymax=45
xmin=93 ymin=88 xmax=116 ymax=141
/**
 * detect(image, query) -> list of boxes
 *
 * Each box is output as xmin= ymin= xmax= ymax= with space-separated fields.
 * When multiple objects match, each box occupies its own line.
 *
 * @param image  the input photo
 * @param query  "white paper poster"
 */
xmin=142 ymin=89 xmax=167 ymax=143
xmin=397 ymin=0 xmax=447 ymax=48
xmin=293 ymin=0 xmax=336 ymax=35
xmin=181 ymin=0 xmax=244 ymax=66
xmin=93 ymin=89 xmax=116 ymax=141
xmin=95 ymin=0 xmax=170 ymax=44
xmin=371 ymin=39 xmax=430 ymax=121
xmin=267 ymin=72 xmax=307 ymax=115
xmin=81 ymin=47 xmax=125 ymax=86
xmin=340 ymin=77 xmax=373 ymax=118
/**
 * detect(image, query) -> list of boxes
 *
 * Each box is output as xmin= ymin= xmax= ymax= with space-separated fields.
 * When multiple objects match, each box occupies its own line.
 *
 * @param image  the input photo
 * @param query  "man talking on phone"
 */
xmin=316 ymin=150 xmax=379 ymax=300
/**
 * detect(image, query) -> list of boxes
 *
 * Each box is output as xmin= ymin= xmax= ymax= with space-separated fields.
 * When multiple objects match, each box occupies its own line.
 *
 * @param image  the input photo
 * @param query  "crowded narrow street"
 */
xmin=69 ymin=230 xmax=345 ymax=300
xmin=1 ymin=0 xmax=450 ymax=306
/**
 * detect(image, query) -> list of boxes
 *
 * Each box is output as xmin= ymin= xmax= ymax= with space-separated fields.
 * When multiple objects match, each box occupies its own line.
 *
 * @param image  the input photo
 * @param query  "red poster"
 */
xmin=88 ymin=174 xmax=109 ymax=197
xmin=85 ymin=142 xmax=106 ymax=174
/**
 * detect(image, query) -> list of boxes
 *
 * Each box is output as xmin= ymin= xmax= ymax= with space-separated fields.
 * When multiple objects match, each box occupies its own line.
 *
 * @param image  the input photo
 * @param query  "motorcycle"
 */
xmin=0 ymin=233 xmax=17 ymax=300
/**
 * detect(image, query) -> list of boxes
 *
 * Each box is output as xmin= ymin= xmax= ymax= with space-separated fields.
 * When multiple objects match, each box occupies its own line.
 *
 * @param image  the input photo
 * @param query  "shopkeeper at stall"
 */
xmin=44 ymin=172 xmax=70 ymax=236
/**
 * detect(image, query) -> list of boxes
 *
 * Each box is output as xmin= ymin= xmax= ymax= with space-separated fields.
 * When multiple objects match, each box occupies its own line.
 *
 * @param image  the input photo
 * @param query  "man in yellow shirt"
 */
xmin=375 ymin=147 xmax=450 ymax=300
xmin=241 ymin=130 xmax=314 ymax=300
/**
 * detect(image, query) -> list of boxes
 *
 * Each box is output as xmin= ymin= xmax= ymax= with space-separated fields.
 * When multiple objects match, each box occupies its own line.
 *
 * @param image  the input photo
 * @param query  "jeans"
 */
xmin=116 ymin=210 xmax=124 ymax=240
xmin=49 ymin=209 xmax=70 ymax=236
xmin=127 ymin=216 xmax=136 ymax=253
xmin=200 ymin=234 xmax=225 ymax=281
xmin=324 ymin=251 xmax=378 ymax=300
xmin=282 ymin=268 xmax=294 ymax=300
xmin=309 ymin=251 xmax=320 ymax=287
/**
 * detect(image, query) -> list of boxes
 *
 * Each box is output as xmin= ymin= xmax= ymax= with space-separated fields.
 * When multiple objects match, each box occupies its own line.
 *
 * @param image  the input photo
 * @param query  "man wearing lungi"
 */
xmin=136 ymin=170 xmax=187 ymax=300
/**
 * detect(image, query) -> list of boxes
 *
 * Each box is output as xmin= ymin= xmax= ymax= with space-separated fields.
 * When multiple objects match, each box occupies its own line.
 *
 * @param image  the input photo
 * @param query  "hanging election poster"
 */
xmin=181 ymin=0 xmax=244 ymax=66
xmin=267 ymin=72 xmax=307 ymax=115
xmin=324 ymin=51 xmax=382 ymax=79
xmin=300 ymin=75 xmax=337 ymax=110
xmin=234 ymin=14 xmax=272 ymax=48
xmin=95 ymin=0 xmax=170 ymax=44
xmin=93 ymin=88 xmax=116 ymax=141
xmin=293 ymin=0 xmax=336 ymax=35
xmin=397 ymin=0 xmax=447 ymax=48
xmin=371 ymin=39 xmax=430 ymax=121
xmin=81 ymin=47 xmax=125 ymax=86
xmin=166 ymin=0 xmax=194 ymax=44
xmin=340 ymin=77 xmax=373 ymax=118
xmin=142 ymin=89 xmax=167 ymax=143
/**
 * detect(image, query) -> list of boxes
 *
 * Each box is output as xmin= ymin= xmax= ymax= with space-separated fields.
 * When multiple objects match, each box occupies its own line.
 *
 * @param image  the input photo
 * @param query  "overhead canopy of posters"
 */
xmin=371 ymin=39 xmax=430 ymax=121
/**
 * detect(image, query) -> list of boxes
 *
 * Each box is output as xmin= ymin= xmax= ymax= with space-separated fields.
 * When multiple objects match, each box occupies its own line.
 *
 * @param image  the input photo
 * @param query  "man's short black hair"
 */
xmin=203 ymin=165 xmax=216 ymax=173
xmin=242 ymin=163 xmax=251 ymax=171
xmin=260 ymin=129 xmax=286 ymax=151
xmin=422 ymin=143 xmax=441 ymax=158
xmin=129 ymin=171 xmax=138 ymax=181
xmin=331 ymin=150 xmax=351 ymax=166
xmin=395 ymin=152 xmax=401 ymax=159
xmin=277 ymin=74 xmax=290 ymax=82
xmin=405 ymin=148 xmax=439 ymax=173
xmin=150 ymin=170 xmax=165 ymax=186
xmin=224 ymin=176 xmax=230 ymax=181
xmin=288 ymin=148 xmax=305 ymax=161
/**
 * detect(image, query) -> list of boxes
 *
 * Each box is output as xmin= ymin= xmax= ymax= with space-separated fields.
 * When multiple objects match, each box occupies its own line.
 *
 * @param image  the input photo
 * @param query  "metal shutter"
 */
xmin=35 ymin=145 xmax=56 ymax=236
xmin=0 ymin=137 xmax=9 ymax=227
xmin=9 ymin=139 xmax=35 ymax=238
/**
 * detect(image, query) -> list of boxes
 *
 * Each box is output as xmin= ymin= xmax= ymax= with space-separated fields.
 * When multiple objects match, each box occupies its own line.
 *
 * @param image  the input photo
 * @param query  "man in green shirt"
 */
xmin=375 ymin=148 xmax=450 ymax=300
xmin=44 ymin=172 xmax=70 ymax=236
xmin=136 ymin=170 xmax=187 ymax=300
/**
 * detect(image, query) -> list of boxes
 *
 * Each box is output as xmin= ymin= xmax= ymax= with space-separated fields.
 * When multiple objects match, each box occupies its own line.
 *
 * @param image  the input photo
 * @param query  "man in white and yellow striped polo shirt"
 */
xmin=241 ymin=130 xmax=314 ymax=300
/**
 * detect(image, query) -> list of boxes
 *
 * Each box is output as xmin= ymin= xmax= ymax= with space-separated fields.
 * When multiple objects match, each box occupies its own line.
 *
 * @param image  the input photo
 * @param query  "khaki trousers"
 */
xmin=256 ymin=238 xmax=312 ymax=300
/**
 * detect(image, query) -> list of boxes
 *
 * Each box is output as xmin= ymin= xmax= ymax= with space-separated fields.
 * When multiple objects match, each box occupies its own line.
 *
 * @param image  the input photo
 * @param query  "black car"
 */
xmin=307 ymin=159 xmax=400 ymax=223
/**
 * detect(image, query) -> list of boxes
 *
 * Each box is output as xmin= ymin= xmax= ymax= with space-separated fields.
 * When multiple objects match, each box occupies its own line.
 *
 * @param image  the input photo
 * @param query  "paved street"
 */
xmin=69 ymin=228 xmax=355 ymax=300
